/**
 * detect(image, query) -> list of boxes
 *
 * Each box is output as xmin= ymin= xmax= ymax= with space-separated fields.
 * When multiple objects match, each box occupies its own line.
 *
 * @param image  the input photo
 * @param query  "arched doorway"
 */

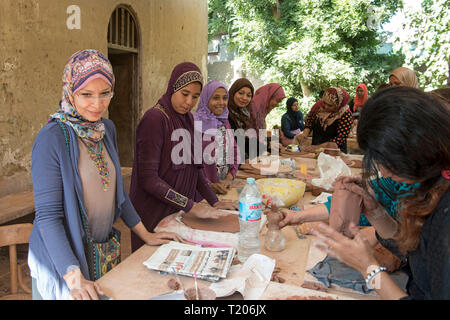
xmin=107 ymin=5 xmax=140 ymax=167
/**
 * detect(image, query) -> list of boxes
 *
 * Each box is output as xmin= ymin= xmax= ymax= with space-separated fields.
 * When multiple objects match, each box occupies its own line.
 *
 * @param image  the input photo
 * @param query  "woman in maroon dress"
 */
xmin=129 ymin=62 xmax=235 ymax=251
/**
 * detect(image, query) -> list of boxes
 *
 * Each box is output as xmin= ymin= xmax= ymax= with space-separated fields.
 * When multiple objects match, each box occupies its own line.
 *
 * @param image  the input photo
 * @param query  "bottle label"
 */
xmin=238 ymin=201 xmax=262 ymax=221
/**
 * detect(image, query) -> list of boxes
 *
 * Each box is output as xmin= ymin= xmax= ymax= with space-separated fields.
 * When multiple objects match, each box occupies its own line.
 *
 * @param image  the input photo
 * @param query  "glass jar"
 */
xmin=264 ymin=229 xmax=286 ymax=252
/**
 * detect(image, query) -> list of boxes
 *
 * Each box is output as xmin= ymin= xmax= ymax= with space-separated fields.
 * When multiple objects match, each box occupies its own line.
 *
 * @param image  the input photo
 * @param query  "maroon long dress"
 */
xmin=129 ymin=62 xmax=218 ymax=252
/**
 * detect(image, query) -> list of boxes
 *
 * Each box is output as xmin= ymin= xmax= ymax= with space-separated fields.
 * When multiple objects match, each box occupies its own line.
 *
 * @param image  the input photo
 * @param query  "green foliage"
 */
xmin=208 ymin=0 xmax=404 ymax=104
xmin=391 ymin=0 xmax=450 ymax=90
xmin=208 ymin=0 xmax=234 ymax=41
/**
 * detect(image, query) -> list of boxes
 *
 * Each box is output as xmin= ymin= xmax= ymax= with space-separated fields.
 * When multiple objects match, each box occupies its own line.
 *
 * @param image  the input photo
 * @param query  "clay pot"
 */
xmin=184 ymin=287 xmax=216 ymax=300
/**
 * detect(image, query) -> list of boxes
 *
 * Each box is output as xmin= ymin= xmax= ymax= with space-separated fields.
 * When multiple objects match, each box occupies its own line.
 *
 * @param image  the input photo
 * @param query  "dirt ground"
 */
xmin=0 ymin=217 xmax=131 ymax=299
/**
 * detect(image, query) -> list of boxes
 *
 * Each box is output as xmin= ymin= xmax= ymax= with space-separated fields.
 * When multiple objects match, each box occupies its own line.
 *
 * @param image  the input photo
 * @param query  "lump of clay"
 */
xmin=167 ymin=278 xmax=181 ymax=291
xmin=373 ymin=243 xmax=402 ymax=272
xmin=329 ymin=178 xmax=363 ymax=238
xmin=285 ymin=295 xmax=336 ymax=300
xmin=266 ymin=203 xmax=283 ymax=231
xmin=301 ymin=282 xmax=328 ymax=292
xmin=184 ymin=287 xmax=216 ymax=300
xmin=181 ymin=213 xmax=240 ymax=233
xmin=270 ymin=265 xmax=285 ymax=283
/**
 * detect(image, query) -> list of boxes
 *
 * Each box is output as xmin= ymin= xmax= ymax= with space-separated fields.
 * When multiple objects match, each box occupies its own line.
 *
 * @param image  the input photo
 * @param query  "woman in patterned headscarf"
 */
xmin=129 ymin=62 xmax=237 ymax=252
xmin=295 ymin=87 xmax=353 ymax=153
xmin=29 ymin=49 xmax=182 ymax=300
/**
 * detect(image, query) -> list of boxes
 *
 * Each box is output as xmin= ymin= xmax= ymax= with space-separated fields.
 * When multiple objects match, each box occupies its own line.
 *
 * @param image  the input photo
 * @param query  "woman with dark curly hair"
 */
xmin=312 ymin=86 xmax=450 ymax=299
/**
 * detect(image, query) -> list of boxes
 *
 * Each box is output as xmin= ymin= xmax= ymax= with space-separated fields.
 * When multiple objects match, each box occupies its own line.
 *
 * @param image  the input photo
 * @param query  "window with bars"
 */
xmin=107 ymin=6 xmax=138 ymax=53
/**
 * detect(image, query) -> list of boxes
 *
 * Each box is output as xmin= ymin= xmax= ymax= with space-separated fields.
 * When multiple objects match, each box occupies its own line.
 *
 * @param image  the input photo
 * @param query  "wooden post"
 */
xmin=9 ymin=245 xmax=18 ymax=294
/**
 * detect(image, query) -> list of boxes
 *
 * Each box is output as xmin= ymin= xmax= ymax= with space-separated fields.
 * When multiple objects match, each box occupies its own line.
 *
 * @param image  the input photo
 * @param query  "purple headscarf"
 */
xmin=193 ymin=80 xmax=229 ymax=133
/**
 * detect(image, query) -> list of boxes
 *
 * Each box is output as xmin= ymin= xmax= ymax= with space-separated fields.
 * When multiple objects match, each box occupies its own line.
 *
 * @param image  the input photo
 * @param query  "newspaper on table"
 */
xmin=143 ymin=241 xmax=235 ymax=282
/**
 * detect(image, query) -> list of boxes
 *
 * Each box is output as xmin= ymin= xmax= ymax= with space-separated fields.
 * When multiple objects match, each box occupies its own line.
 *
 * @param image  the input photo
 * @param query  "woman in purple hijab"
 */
xmin=193 ymin=80 xmax=240 ymax=195
xmin=129 ymin=62 xmax=236 ymax=252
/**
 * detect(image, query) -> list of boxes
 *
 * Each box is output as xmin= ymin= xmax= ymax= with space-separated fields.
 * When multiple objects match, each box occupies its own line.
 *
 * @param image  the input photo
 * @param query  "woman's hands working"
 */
xmin=333 ymin=176 xmax=399 ymax=239
xmin=63 ymin=267 xmax=104 ymax=300
xmin=209 ymin=173 xmax=234 ymax=195
xmin=185 ymin=201 xmax=235 ymax=220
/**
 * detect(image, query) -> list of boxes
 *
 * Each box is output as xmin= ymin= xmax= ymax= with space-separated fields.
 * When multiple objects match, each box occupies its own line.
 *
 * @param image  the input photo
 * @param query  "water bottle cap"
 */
xmin=246 ymin=177 xmax=255 ymax=184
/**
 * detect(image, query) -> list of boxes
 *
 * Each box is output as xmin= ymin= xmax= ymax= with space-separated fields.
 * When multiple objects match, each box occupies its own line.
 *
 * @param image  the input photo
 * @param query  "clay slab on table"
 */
xmin=181 ymin=213 xmax=240 ymax=233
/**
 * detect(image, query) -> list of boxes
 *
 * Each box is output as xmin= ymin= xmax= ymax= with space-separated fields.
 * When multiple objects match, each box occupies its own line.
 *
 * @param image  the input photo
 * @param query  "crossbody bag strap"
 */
xmin=55 ymin=119 xmax=94 ymax=243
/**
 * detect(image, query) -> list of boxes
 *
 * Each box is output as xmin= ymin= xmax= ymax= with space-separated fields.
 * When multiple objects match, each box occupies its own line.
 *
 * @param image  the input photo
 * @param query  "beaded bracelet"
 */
xmin=365 ymin=266 xmax=387 ymax=289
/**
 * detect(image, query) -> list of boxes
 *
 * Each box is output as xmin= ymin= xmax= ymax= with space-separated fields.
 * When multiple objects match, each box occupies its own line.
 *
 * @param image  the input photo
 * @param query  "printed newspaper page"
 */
xmin=143 ymin=241 xmax=235 ymax=281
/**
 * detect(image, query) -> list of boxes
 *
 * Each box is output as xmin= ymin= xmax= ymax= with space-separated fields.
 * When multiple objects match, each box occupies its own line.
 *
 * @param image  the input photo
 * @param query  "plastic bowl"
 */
xmin=256 ymin=178 xmax=306 ymax=207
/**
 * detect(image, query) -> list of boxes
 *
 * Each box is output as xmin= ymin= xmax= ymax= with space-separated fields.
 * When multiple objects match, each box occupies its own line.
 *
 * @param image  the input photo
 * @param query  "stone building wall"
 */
xmin=0 ymin=0 xmax=208 ymax=196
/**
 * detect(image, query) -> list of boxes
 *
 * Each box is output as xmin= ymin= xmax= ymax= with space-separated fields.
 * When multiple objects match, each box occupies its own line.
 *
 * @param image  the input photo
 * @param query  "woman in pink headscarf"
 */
xmin=248 ymin=83 xmax=286 ymax=156
xmin=249 ymin=83 xmax=286 ymax=130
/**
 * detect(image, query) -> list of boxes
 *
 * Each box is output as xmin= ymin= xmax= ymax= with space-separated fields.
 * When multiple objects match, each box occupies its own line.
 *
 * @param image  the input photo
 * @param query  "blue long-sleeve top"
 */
xmin=281 ymin=111 xmax=305 ymax=138
xmin=28 ymin=118 xmax=141 ymax=299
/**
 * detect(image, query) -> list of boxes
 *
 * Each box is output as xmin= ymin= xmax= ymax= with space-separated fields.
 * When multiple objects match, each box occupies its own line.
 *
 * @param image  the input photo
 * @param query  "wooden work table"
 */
xmin=97 ymin=188 xmax=375 ymax=300
xmin=96 ymin=225 xmax=314 ymax=300
xmin=97 ymin=155 xmax=376 ymax=300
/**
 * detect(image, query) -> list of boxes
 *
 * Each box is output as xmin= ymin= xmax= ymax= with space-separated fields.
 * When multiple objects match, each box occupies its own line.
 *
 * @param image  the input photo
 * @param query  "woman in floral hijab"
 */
xmin=295 ymin=87 xmax=353 ymax=153
xmin=29 ymin=49 xmax=181 ymax=300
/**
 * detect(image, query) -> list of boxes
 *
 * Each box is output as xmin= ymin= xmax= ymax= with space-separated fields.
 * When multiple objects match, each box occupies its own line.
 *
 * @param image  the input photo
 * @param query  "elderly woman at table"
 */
xmin=129 ymin=62 xmax=236 ymax=252
xmin=294 ymin=87 xmax=353 ymax=153
xmin=29 ymin=49 xmax=182 ymax=300
xmin=311 ymin=87 xmax=449 ymax=299
xmin=193 ymin=80 xmax=240 ymax=195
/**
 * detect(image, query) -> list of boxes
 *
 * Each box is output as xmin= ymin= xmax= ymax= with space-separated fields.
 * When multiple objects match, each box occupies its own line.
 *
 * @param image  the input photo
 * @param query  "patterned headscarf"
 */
xmin=389 ymin=67 xmax=419 ymax=88
xmin=156 ymin=62 xmax=203 ymax=161
xmin=316 ymin=87 xmax=350 ymax=130
xmin=50 ymin=49 xmax=115 ymax=190
xmin=250 ymin=83 xmax=286 ymax=130
xmin=227 ymin=78 xmax=254 ymax=130
xmin=193 ymin=80 xmax=229 ymax=133
xmin=50 ymin=49 xmax=115 ymax=142
xmin=353 ymin=83 xmax=369 ymax=111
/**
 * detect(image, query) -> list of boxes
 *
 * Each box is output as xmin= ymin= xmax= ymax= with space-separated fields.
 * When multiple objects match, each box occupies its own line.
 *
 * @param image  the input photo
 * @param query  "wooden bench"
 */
xmin=0 ymin=167 xmax=133 ymax=226
xmin=0 ymin=191 xmax=35 ymax=226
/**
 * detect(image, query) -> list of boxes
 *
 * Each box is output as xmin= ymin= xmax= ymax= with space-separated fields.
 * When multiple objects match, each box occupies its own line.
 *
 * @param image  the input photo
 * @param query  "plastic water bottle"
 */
xmin=238 ymin=178 xmax=262 ymax=263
